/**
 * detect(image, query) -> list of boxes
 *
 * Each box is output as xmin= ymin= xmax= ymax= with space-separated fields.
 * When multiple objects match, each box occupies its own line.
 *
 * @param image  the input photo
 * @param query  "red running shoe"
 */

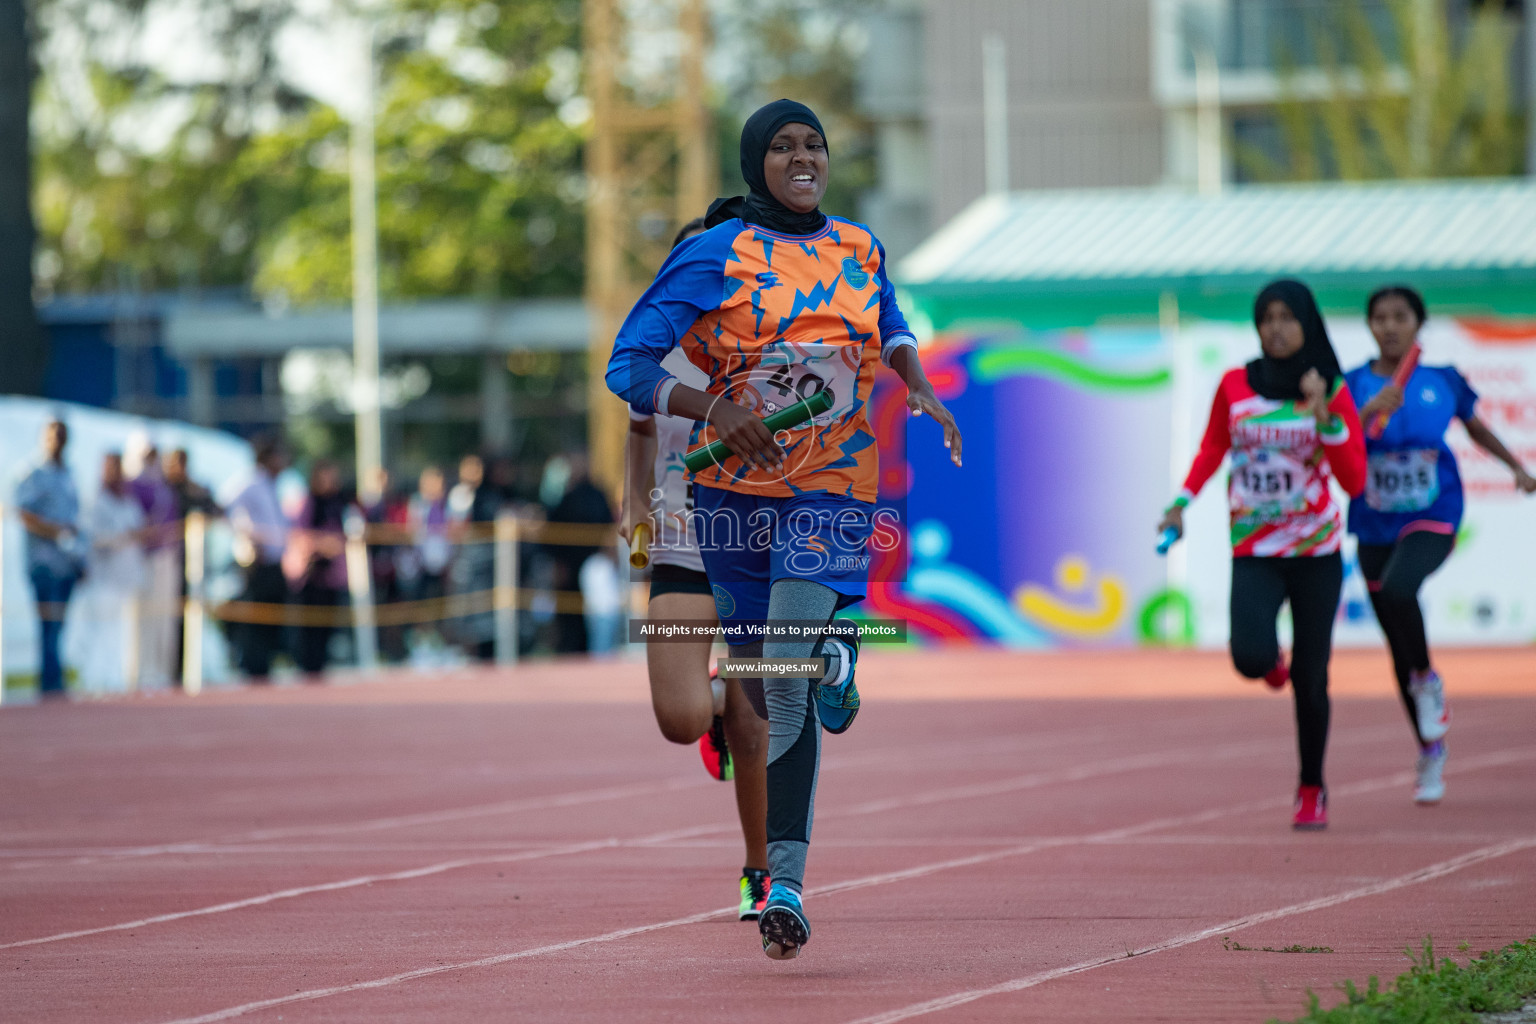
xmin=698 ymin=664 xmax=731 ymax=781
xmin=1293 ymin=785 xmax=1327 ymax=830
xmin=1264 ymin=658 xmax=1290 ymax=691
xmin=699 ymin=714 xmax=732 ymax=781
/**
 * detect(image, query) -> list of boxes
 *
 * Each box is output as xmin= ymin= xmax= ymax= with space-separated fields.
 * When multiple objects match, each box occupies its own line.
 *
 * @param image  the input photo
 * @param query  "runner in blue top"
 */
xmin=1346 ymin=285 xmax=1536 ymax=805
xmin=606 ymin=99 xmax=961 ymax=961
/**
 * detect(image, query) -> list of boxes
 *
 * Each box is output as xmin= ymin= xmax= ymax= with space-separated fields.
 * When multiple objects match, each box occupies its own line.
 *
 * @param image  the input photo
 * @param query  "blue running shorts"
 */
xmin=691 ymin=485 xmax=874 ymax=644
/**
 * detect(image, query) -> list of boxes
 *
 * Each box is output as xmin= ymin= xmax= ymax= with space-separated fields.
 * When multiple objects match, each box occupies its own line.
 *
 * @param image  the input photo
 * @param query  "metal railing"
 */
xmin=1 ymin=507 xmax=629 ymax=702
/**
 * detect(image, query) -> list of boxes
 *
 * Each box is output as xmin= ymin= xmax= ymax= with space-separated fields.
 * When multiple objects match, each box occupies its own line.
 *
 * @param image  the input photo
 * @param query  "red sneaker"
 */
xmin=1264 ymin=658 xmax=1290 ymax=691
xmin=699 ymin=714 xmax=732 ymax=781
xmin=1293 ymin=785 xmax=1327 ymax=830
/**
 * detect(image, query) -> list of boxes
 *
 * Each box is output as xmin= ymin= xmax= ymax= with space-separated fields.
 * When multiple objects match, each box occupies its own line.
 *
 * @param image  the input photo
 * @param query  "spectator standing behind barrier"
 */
xmin=579 ymin=546 xmax=622 ymax=655
xmin=164 ymin=448 xmax=219 ymax=685
xmin=448 ymin=454 xmax=501 ymax=662
xmin=487 ymin=455 xmax=538 ymax=655
xmin=79 ymin=453 xmax=145 ymax=694
xmin=220 ymin=436 xmax=290 ymax=682
xmin=285 ymin=460 xmax=348 ymax=679
xmin=361 ymin=466 xmax=407 ymax=662
xmin=544 ymin=452 xmax=614 ymax=655
xmin=125 ymin=436 xmax=180 ymax=689
xmin=14 ymin=419 xmax=84 ymax=700
xmin=401 ymin=465 xmax=453 ymax=659
xmin=165 ymin=448 xmax=217 ymax=518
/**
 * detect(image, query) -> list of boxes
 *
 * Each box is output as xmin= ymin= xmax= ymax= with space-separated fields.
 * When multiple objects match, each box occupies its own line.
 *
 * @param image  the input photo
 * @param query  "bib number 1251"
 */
xmin=1231 ymin=449 xmax=1308 ymax=513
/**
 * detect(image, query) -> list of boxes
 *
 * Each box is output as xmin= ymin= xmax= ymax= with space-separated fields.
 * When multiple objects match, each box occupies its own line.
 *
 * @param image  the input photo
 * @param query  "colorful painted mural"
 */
xmin=864 ymin=330 xmax=1177 ymax=647
xmin=864 ymin=320 xmax=1536 ymax=649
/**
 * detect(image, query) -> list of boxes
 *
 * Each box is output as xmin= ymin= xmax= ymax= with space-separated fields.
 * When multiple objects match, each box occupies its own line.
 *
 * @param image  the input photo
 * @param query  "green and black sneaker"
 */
xmin=738 ymin=867 xmax=769 ymax=921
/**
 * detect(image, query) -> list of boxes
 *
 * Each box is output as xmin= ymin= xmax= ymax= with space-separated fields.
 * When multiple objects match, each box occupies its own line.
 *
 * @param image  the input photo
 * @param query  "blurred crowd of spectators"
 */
xmin=12 ymin=419 xmax=619 ymax=699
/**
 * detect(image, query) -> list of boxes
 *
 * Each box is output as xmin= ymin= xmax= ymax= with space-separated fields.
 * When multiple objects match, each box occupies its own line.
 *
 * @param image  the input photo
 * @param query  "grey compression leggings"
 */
xmin=730 ymin=578 xmax=840 ymax=895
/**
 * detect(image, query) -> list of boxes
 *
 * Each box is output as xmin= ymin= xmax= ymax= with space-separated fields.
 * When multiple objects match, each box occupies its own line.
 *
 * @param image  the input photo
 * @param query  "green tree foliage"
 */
xmin=30 ymin=0 xmax=882 ymax=306
xmin=254 ymin=0 xmax=586 ymax=305
xmin=30 ymin=0 xmax=311 ymax=296
xmin=32 ymin=0 xmax=586 ymax=304
xmin=1240 ymin=0 xmax=1524 ymax=181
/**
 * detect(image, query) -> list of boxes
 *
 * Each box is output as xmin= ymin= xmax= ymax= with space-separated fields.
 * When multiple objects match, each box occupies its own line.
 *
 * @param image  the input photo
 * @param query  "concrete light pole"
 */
xmin=982 ymin=34 xmax=1009 ymax=195
xmin=350 ymin=22 xmax=384 ymax=502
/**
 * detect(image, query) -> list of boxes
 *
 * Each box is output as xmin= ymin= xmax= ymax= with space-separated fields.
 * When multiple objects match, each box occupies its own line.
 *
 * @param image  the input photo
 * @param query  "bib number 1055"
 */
xmin=1366 ymin=450 xmax=1439 ymax=513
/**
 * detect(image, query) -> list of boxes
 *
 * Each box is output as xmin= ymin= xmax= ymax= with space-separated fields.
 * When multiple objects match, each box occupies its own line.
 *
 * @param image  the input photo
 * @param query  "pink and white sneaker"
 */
xmin=1414 ymin=742 xmax=1447 ymax=805
xmin=1293 ymin=785 xmax=1328 ymax=830
xmin=1410 ymin=669 xmax=1449 ymax=743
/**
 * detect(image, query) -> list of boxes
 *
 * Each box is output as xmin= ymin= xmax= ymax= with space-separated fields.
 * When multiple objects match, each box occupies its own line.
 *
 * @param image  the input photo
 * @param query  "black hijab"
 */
xmin=705 ymin=99 xmax=828 ymax=236
xmin=1246 ymin=279 xmax=1343 ymax=401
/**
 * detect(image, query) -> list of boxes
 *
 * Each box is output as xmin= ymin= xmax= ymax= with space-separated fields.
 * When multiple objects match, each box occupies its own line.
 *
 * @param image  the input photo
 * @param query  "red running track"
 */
xmin=2 ymin=648 xmax=1534 ymax=1023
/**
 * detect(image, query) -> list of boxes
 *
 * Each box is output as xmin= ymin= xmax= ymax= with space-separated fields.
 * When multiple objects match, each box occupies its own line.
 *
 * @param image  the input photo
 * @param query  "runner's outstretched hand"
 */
xmin=906 ymin=385 xmax=962 ymax=467
xmin=1156 ymin=504 xmax=1184 ymax=537
xmin=890 ymin=347 xmax=962 ymax=467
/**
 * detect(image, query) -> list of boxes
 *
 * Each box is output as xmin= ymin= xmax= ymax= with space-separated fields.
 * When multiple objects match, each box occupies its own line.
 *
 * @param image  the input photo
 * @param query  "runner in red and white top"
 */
xmin=1158 ymin=279 xmax=1366 ymax=831
xmin=1173 ymin=361 xmax=1366 ymax=558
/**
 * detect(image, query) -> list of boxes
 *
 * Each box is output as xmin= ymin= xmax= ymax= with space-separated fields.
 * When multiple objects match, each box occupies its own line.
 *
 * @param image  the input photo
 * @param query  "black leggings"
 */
xmin=1230 ymin=553 xmax=1343 ymax=788
xmin=1356 ymin=531 xmax=1455 ymax=740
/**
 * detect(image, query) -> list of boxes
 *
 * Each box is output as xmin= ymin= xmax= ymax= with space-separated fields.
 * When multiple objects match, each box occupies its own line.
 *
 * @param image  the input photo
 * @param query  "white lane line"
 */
xmin=0 ymin=839 xmax=614 ymax=952
xmin=0 ymin=728 xmax=1499 ymax=953
xmin=0 ymin=720 xmax=1407 ymax=867
xmin=0 ymin=821 xmax=727 ymax=953
xmin=638 ymin=831 xmax=1520 ymax=849
xmin=838 ymin=835 xmax=1536 ymax=1024
xmin=0 ymin=733 xmax=1302 ymax=948
xmin=0 ymin=811 xmax=761 ymax=954
xmin=837 ymin=735 xmax=1292 ymax=817
xmin=0 ymin=723 xmax=1406 ymax=865
xmin=156 ymin=902 xmax=747 ymax=1024
xmin=0 ymin=724 xmax=1115 ymax=868
xmin=139 ymin=748 xmax=1536 ymax=1024
xmin=0 ymin=841 xmax=572 ymax=858
xmin=0 ymin=778 xmax=704 ymax=871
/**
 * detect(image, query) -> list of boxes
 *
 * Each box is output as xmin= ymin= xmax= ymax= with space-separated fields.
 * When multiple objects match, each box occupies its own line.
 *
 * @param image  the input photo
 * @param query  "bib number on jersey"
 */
xmin=1230 ymin=448 xmax=1309 ymax=518
xmin=753 ymin=343 xmax=860 ymax=425
xmin=762 ymin=363 xmax=831 ymax=410
xmin=1366 ymin=449 xmax=1440 ymax=513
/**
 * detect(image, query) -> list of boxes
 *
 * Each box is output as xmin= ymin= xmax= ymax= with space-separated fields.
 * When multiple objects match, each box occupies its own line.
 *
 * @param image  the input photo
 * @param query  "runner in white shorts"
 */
xmin=620 ymin=218 xmax=770 ymax=921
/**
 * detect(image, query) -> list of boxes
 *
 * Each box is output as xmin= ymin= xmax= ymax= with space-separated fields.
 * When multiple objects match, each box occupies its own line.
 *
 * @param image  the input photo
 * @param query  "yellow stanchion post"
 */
xmin=345 ymin=511 xmax=379 ymax=671
xmin=494 ymin=512 xmax=519 ymax=666
xmin=126 ymin=595 xmax=142 ymax=693
xmin=181 ymin=511 xmax=205 ymax=695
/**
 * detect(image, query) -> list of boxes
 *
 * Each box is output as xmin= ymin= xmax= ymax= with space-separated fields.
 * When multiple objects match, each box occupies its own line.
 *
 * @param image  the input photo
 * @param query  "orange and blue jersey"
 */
xmin=1344 ymin=362 xmax=1479 ymax=546
xmin=605 ymin=215 xmax=916 ymax=503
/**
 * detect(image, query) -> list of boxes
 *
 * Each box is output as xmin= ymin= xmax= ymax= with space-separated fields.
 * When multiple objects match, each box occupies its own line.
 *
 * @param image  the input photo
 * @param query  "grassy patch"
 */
xmin=1225 ymin=936 xmax=1335 ymax=953
xmin=1278 ymin=936 xmax=1536 ymax=1023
